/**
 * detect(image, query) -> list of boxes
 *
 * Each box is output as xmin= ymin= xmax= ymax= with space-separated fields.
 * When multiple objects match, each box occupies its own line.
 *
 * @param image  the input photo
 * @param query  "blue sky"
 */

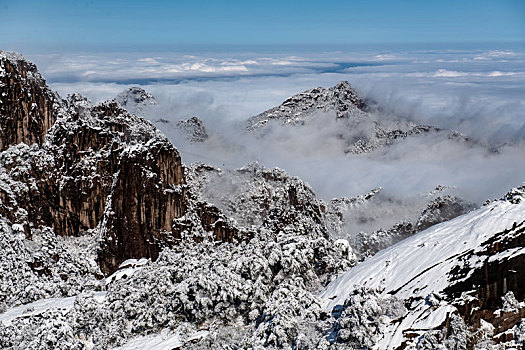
xmin=0 ymin=0 xmax=524 ymax=51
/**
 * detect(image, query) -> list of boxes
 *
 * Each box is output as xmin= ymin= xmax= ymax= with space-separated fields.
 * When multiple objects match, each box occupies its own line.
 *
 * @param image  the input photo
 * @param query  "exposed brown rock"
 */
xmin=98 ymin=137 xmax=186 ymax=274
xmin=444 ymin=220 xmax=525 ymax=345
xmin=0 ymin=52 xmax=58 ymax=151
xmin=196 ymin=202 xmax=239 ymax=242
xmin=0 ymin=53 xmax=249 ymax=275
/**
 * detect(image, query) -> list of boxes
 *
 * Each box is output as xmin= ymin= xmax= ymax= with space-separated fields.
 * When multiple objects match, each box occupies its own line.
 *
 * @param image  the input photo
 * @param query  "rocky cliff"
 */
xmin=0 ymin=52 xmax=59 ymax=151
xmin=0 ymin=51 xmax=239 ymax=275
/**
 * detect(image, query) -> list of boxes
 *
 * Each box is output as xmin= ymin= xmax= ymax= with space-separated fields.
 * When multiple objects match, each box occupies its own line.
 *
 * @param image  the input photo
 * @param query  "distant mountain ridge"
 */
xmin=247 ymin=80 xmax=470 ymax=154
xmin=113 ymin=86 xmax=157 ymax=114
xmin=246 ymin=81 xmax=367 ymax=130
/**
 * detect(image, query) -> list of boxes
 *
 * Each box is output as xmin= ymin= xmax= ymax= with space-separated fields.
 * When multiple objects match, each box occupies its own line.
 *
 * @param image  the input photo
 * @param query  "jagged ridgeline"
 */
xmin=1 ymin=51 xmax=525 ymax=349
xmin=246 ymin=80 xmax=469 ymax=154
xmin=0 ymin=51 xmax=247 ymax=275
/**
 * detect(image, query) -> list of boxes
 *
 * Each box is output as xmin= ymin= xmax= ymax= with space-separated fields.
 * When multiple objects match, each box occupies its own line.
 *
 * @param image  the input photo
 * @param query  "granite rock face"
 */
xmin=0 ymin=52 xmax=60 ymax=151
xmin=0 ymin=52 xmax=237 ymax=275
xmin=444 ymin=207 xmax=525 ymax=336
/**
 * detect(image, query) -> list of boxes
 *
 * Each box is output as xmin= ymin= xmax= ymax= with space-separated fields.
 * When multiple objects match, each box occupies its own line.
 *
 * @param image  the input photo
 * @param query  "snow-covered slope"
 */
xmin=321 ymin=185 xmax=525 ymax=349
xmin=322 ymin=195 xmax=524 ymax=307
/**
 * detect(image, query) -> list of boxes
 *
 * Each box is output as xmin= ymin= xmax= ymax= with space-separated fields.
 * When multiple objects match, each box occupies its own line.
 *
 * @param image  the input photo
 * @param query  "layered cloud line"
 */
xmin=31 ymin=48 xmax=524 ymax=84
xmin=40 ymin=47 xmax=525 ymax=143
xmin=21 ymin=46 xmax=525 ymax=203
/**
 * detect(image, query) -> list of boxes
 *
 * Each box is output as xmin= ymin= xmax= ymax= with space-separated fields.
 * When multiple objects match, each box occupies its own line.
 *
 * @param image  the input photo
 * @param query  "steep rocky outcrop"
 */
xmin=415 ymin=195 xmax=476 ymax=232
xmin=185 ymin=162 xmax=328 ymax=236
xmin=0 ymin=98 xmax=188 ymax=274
xmin=0 ymin=53 xmax=240 ymax=275
xmin=0 ymin=51 xmax=60 ymax=151
xmin=444 ymin=211 xmax=525 ymax=337
xmin=0 ymin=54 xmax=356 ymax=350
xmin=176 ymin=116 xmax=209 ymax=143
xmin=113 ymin=86 xmax=157 ymax=114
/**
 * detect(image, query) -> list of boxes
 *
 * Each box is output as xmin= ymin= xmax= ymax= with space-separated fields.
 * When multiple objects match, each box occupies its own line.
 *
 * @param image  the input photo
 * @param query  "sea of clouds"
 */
xmin=25 ymin=45 xmax=525 ymax=210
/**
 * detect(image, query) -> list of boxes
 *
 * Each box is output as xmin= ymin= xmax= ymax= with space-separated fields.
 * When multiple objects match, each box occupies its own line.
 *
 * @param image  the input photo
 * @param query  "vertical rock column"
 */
xmin=98 ymin=140 xmax=186 ymax=275
xmin=0 ymin=54 xmax=57 ymax=151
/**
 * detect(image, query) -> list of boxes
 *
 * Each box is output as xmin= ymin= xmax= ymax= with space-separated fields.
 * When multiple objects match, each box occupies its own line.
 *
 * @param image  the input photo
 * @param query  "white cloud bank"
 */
xmin=25 ymin=46 xmax=525 ymax=205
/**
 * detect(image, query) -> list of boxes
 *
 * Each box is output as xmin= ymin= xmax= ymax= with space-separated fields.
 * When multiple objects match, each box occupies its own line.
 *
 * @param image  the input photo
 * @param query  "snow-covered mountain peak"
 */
xmin=176 ymin=116 xmax=209 ymax=143
xmin=113 ymin=86 xmax=157 ymax=114
xmin=244 ymin=80 xmax=472 ymax=155
xmin=246 ymin=80 xmax=367 ymax=131
xmin=0 ymin=51 xmax=41 ymax=82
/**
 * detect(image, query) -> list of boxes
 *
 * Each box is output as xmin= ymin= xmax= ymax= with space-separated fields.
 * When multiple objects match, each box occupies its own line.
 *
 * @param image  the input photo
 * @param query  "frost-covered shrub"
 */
xmin=417 ymin=330 xmax=447 ymax=350
xmin=0 ymin=309 xmax=80 ymax=350
xmin=501 ymin=291 xmax=520 ymax=313
xmin=514 ymin=319 xmax=525 ymax=347
xmin=0 ymin=219 xmax=102 ymax=307
xmin=329 ymin=287 xmax=406 ymax=348
xmin=441 ymin=314 xmax=472 ymax=350
xmin=2 ymin=221 xmax=349 ymax=349
xmin=70 ymin=292 xmax=125 ymax=349
xmin=245 ymin=283 xmax=325 ymax=348
xmin=417 ymin=314 xmax=488 ymax=350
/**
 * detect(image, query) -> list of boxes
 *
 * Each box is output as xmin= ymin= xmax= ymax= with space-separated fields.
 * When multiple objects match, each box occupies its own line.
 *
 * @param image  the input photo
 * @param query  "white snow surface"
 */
xmin=105 ymin=258 xmax=150 ymax=285
xmin=321 ymin=199 xmax=525 ymax=311
xmin=112 ymin=332 xmax=182 ymax=350
xmin=0 ymin=292 xmax=106 ymax=327
xmin=320 ymin=197 xmax=525 ymax=349
xmin=112 ymin=330 xmax=209 ymax=350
